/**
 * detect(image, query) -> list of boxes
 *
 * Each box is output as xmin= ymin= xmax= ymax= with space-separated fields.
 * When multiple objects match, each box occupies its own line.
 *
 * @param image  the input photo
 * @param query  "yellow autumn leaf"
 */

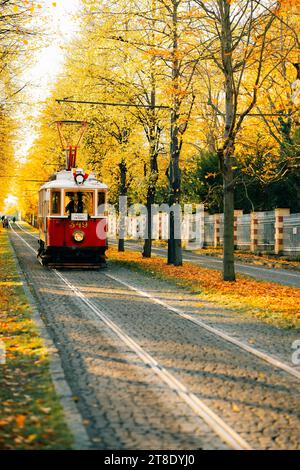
xmin=40 ymin=407 xmax=51 ymax=414
xmin=15 ymin=414 xmax=26 ymax=428
xmin=232 ymin=404 xmax=241 ymax=413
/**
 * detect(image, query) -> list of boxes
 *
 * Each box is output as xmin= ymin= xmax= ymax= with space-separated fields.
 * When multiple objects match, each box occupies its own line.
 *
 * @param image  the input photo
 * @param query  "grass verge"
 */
xmin=0 ymin=229 xmax=73 ymax=449
xmin=108 ymin=247 xmax=300 ymax=330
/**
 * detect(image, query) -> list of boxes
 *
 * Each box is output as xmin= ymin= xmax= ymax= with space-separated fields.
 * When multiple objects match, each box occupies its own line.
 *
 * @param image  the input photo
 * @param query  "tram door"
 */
xmin=38 ymin=189 xmax=49 ymax=244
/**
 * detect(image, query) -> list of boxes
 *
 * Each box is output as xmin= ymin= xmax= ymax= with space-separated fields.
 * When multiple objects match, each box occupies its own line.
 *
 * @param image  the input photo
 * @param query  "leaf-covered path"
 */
xmin=0 ymin=229 xmax=72 ymax=449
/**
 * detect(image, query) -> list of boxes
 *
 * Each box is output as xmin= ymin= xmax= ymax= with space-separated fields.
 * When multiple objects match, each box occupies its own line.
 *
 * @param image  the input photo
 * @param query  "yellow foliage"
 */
xmin=5 ymin=0 xmax=300 ymax=216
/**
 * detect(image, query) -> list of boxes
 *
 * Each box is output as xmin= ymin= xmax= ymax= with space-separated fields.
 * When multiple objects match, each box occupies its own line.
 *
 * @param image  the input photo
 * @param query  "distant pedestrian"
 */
xmin=13 ymin=217 xmax=16 ymax=223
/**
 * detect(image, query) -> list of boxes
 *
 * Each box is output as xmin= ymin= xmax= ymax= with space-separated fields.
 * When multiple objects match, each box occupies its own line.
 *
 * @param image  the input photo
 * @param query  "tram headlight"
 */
xmin=73 ymin=230 xmax=85 ymax=243
xmin=75 ymin=173 xmax=84 ymax=185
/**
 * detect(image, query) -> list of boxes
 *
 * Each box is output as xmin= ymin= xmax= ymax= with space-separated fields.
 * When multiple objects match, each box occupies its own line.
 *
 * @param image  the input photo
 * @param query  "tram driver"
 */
xmin=65 ymin=191 xmax=93 ymax=216
xmin=65 ymin=193 xmax=75 ymax=216
xmin=77 ymin=192 xmax=84 ymax=213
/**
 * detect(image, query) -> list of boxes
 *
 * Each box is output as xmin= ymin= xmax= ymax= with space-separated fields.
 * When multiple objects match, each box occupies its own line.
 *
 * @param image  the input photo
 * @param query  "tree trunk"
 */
xmin=118 ymin=159 xmax=127 ymax=252
xmin=143 ymin=232 xmax=152 ymax=257
xmin=143 ymin=151 xmax=158 ymax=258
xmin=168 ymin=209 xmax=175 ymax=264
xmin=167 ymin=153 xmax=182 ymax=266
xmin=221 ymin=0 xmax=235 ymax=281
xmin=167 ymin=0 xmax=182 ymax=267
xmin=118 ymin=237 xmax=125 ymax=252
xmin=223 ymin=161 xmax=235 ymax=281
xmin=143 ymin=196 xmax=154 ymax=258
xmin=142 ymin=67 xmax=159 ymax=258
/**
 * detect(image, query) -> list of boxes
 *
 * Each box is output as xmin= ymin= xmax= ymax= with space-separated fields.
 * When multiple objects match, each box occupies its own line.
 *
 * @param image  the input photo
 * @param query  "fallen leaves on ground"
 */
xmin=108 ymin=247 xmax=300 ymax=328
xmin=0 ymin=229 xmax=72 ymax=449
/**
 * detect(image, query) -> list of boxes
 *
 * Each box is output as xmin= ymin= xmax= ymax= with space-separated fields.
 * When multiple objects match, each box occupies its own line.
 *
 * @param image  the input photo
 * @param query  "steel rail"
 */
xmin=9 ymin=223 xmax=252 ymax=450
xmin=12 ymin=223 xmax=300 ymax=381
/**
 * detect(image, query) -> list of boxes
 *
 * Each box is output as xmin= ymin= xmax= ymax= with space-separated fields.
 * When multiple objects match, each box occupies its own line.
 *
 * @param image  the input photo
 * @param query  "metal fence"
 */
xmin=204 ymin=215 xmax=214 ymax=246
xmin=283 ymin=213 xmax=300 ymax=256
xmin=109 ymin=208 xmax=300 ymax=257
xmin=236 ymin=214 xmax=251 ymax=249
xmin=256 ymin=211 xmax=275 ymax=252
xmin=219 ymin=214 xmax=224 ymax=245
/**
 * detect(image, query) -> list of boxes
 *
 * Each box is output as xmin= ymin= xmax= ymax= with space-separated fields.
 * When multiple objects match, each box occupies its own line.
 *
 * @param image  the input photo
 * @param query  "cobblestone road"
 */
xmin=8 ymin=225 xmax=300 ymax=450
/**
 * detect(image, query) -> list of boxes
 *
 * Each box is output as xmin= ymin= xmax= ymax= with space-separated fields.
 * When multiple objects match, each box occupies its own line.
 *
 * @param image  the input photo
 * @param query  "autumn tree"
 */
xmin=144 ymin=0 xmax=202 ymax=265
xmin=193 ymin=0 xmax=297 ymax=280
xmin=77 ymin=0 xmax=167 ymax=257
xmin=0 ymin=1 xmax=37 ymax=213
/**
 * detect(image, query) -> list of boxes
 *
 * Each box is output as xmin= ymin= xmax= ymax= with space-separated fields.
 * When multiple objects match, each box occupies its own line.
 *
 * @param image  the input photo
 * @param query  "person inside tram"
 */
xmin=65 ymin=193 xmax=75 ymax=215
xmin=77 ymin=192 xmax=84 ymax=213
xmin=65 ymin=192 xmax=93 ymax=216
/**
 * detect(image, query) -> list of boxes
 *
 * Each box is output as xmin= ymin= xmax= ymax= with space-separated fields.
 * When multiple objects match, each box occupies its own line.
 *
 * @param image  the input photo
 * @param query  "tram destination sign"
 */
xmin=71 ymin=213 xmax=88 ymax=221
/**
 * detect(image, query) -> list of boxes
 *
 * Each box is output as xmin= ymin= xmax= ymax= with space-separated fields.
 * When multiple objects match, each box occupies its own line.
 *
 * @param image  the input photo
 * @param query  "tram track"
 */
xmin=13 ymin=222 xmax=300 ymax=382
xmin=9 ymin=222 xmax=251 ymax=450
xmin=8 ymin=223 xmax=300 ymax=450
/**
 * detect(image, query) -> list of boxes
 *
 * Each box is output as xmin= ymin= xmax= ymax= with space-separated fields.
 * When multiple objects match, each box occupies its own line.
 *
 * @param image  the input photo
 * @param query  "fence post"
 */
xmin=251 ymin=212 xmax=258 ymax=252
xmin=214 ymin=214 xmax=221 ymax=247
xmin=234 ymin=210 xmax=243 ymax=249
xmin=275 ymin=208 xmax=290 ymax=255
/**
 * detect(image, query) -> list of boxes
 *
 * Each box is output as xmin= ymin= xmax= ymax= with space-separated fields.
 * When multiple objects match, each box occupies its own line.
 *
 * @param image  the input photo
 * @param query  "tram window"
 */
xmin=97 ymin=191 xmax=106 ymax=215
xmin=51 ymin=191 xmax=61 ymax=215
xmin=38 ymin=193 xmax=42 ymax=217
xmin=65 ymin=191 xmax=94 ymax=216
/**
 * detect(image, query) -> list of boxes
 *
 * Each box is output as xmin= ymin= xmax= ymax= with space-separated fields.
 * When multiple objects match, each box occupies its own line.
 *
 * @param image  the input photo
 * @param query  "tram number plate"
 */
xmin=71 ymin=213 xmax=88 ymax=221
xmin=69 ymin=222 xmax=88 ymax=229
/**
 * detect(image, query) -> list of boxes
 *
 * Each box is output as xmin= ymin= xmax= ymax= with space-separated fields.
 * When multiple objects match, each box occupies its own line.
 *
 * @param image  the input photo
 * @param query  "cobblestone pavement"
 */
xmin=9 ymin=226 xmax=300 ymax=450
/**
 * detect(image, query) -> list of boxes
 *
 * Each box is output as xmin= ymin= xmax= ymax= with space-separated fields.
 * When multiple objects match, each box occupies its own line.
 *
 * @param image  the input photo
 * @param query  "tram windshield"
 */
xmin=65 ymin=191 xmax=94 ymax=216
xmin=97 ymin=191 xmax=106 ymax=215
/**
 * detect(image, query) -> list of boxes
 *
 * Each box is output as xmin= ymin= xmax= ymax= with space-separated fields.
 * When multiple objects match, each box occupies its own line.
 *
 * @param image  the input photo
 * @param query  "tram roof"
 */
xmin=40 ymin=170 xmax=108 ymax=191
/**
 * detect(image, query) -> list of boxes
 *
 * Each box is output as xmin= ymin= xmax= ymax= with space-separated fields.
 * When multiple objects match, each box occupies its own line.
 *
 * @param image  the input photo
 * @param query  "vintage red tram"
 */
xmin=37 ymin=121 xmax=108 ymax=268
xmin=37 ymin=169 xmax=108 ymax=267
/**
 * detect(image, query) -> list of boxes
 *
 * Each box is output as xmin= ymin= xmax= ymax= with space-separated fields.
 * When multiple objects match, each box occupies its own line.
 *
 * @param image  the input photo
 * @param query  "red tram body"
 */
xmin=37 ymin=169 xmax=108 ymax=268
